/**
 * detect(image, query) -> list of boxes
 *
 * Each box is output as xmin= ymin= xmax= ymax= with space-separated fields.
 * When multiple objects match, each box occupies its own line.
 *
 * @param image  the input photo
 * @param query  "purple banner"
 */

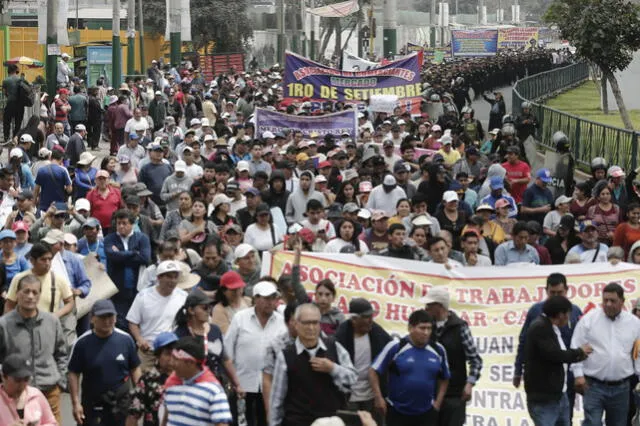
xmin=254 ymin=108 xmax=358 ymax=138
xmin=283 ymin=51 xmax=422 ymax=113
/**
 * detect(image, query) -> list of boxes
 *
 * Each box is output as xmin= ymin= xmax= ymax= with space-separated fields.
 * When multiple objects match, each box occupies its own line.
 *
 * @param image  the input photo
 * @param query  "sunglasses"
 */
xmin=54 ymin=213 xmax=68 ymax=219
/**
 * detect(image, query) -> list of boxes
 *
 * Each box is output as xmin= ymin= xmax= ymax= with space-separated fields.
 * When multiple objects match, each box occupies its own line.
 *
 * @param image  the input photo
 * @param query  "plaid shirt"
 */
xmin=269 ymin=337 xmax=357 ymax=426
xmin=436 ymin=315 xmax=483 ymax=384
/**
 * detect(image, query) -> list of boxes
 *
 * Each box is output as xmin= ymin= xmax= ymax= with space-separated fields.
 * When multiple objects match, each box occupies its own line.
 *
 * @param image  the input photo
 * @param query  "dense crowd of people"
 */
xmin=0 ymin=44 xmax=636 ymax=426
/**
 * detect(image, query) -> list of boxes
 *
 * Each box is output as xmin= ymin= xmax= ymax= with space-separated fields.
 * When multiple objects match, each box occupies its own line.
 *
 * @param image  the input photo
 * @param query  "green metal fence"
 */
xmin=512 ymin=62 xmax=640 ymax=171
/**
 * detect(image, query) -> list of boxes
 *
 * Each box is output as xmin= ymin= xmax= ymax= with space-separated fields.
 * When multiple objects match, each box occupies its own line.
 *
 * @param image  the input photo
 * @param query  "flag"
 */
xmin=308 ymin=0 xmax=359 ymax=18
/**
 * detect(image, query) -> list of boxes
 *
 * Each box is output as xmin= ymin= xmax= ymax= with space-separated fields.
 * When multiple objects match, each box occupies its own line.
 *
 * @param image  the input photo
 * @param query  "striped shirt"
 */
xmin=165 ymin=374 xmax=232 ymax=425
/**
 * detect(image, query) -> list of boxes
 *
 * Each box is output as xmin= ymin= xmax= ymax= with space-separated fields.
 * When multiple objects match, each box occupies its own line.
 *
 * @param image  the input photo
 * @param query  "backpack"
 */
xmin=18 ymin=79 xmax=35 ymax=107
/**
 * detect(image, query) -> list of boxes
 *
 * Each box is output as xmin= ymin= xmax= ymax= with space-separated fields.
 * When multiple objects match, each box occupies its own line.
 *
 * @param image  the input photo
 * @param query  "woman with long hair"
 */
xmin=174 ymin=288 xmax=244 ymax=396
xmin=544 ymin=215 xmax=581 ymax=265
xmin=178 ymin=198 xmax=217 ymax=255
xmin=587 ymin=180 xmax=620 ymax=246
xmin=244 ymin=203 xmax=283 ymax=253
xmin=334 ymin=181 xmax=359 ymax=206
xmin=570 ymin=181 xmax=595 ymax=221
xmin=99 ymin=155 xmax=120 ymax=187
xmin=15 ymin=115 xmax=45 ymax=157
xmin=211 ymin=270 xmax=252 ymax=334
xmin=324 ymin=219 xmax=369 ymax=253
xmin=161 ymin=191 xmax=194 ymax=242
xmin=210 ymin=194 xmax=237 ymax=227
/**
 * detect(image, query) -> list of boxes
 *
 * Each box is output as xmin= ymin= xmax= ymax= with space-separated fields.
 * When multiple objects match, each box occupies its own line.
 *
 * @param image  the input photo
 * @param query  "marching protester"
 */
xmin=9 ymin=45 xmax=640 ymax=426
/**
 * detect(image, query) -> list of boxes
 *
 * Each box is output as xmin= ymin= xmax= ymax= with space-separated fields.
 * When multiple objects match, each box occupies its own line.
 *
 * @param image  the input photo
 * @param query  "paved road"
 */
xmin=470 ymin=86 xmax=514 ymax=132
xmin=606 ymin=51 xmax=640 ymax=110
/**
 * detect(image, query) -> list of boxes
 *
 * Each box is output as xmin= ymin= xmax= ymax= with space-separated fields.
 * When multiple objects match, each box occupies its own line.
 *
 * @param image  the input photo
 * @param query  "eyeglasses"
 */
xmin=54 ymin=213 xmax=68 ymax=219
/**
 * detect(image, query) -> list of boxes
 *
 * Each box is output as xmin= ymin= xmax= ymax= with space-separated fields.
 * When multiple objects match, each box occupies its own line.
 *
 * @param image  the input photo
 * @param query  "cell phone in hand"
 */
xmin=336 ymin=410 xmax=363 ymax=426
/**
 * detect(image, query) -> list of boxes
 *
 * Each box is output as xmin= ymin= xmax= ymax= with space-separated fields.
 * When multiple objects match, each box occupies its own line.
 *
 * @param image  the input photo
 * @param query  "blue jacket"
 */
xmin=514 ymin=300 xmax=582 ymax=377
xmin=104 ymin=231 xmax=151 ymax=290
xmin=61 ymin=250 xmax=92 ymax=297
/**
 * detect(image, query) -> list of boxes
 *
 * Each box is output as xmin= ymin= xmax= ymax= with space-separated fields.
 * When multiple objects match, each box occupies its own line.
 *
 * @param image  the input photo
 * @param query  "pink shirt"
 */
xmin=0 ymin=385 xmax=57 ymax=425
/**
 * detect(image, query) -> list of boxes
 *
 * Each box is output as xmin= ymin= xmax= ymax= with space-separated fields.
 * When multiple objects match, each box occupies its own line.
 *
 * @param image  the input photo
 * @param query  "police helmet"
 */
xmin=502 ymin=114 xmax=515 ymax=124
xmin=501 ymin=123 xmax=516 ymax=137
xmin=552 ymin=131 xmax=570 ymax=151
xmin=590 ymin=157 xmax=608 ymax=171
xmin=521 ymin=101 xmax=532 ymax=110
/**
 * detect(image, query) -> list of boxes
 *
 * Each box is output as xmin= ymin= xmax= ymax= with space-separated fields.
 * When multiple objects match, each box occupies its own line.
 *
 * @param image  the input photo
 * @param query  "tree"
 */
xmin=142 ymin=0 xmax=254 ymax=54
xmin=544 ymin=0 xmax=640 ymax=130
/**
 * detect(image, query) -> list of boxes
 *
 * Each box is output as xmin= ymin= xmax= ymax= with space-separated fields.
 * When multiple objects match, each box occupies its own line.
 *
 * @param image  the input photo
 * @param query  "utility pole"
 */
xmin=112 ymin=0 xmax=122 ymax=87
xmin=430 ymin=0 xmax=436 ymax=47
xmin=169 ymin=0 xmax=181 ymax=66
xmin=46 ymin=0 xmax=59 ymax=95
xmin=276 ymin=0 xmax=285 ymax=64
xmin=309 ymin=0 xmax=315 ymax=60
xmin=127 ymin=0 xmax=135 ymax=75
xmin=382 ymin=0 xmax=397 ymax=58
xmin=138 ymin=0 xmax=145 ymax=69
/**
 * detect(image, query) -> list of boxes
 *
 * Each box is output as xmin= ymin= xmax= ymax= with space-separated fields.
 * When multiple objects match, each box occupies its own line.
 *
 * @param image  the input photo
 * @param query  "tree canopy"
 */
xmin=142 ymin=0 xmax=254 ymax=53
xmin=544 ymin=0 xmax=640 ymax=74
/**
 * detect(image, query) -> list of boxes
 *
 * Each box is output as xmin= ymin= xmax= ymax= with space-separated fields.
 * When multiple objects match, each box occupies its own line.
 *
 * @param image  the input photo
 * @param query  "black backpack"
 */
xmin=18 ymin=79 xmax=35 ymax=107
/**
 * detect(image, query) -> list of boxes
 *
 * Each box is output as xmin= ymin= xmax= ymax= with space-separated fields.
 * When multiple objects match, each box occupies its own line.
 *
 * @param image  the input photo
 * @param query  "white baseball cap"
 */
xmin=9 ymin=148 xmax=23 ymax=158
xmin=252 ymin=281 xmax=280 ymax=297
xmin=236 ymin=161 xmax=250 ymax=172
xmin=74 ymin=198 xmax=90 ymax=212
xmin=443 ymin=191 xmax=459 ymax=203
xmin=157 ymin=260 xmax=182 ymax=276
xmin=234 ymin=243 xmax=255 ymax=259
xmin=174 ymin=160 xmax=187 ymax=173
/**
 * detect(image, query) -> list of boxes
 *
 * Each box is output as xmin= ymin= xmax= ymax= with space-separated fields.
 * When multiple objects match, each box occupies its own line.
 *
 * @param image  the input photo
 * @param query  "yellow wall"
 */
xmin=1 ymin=26 xmax=167 ymax=83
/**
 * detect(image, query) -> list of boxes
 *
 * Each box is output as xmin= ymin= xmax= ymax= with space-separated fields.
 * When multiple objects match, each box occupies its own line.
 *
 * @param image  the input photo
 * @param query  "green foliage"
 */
xmin=543 ymin=0 xmax=640 ymax=73
xmin=142 ymin=0 xmax=254 ymax=53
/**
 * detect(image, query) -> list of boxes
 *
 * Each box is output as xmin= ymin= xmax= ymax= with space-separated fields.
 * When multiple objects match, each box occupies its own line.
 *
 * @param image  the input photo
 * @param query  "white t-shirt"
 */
xmin=324 ymin=238 xmax=369 ymax=253
xmin=350 ymin=334 xmax=374 ymax=402
xmin=124 ymin=117 xmax=149 ymax=134
xmin=567 ymin=243 xmax=609 ymax=263
xmin=185 ymin=163 xmax=203 ymax=180
xmin=126 ymin=286 xmax=188 ymax=342
xmin=244 ymin=224 xmax=283 ymax=252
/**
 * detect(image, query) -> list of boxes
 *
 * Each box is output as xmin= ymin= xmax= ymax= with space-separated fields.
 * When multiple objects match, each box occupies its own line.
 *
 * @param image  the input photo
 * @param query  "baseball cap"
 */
xmin=252 ymin=281 xmax=280 ymax=297
xmin=185 ymin=288 xmax=213 ymax=307
xmin=38 ymin=147 xmax=51 ymax=158
xmin=420 ymin=287 xmax=450 ymax=309
xmin=75 ymin=198 xmax=90 ymax=212
xmin=174 ymin=160 xmax=187 ymax=173
xmin=43 ymin=229 xmax=65 ymax=244
xmin=9 ymin=148 xmax=23 ymax=158
xmin=157 ymin=260 xmax=182 ymax=276
xmin=12 ymin=221 xmax=29 ymax=233
xmin=153 ymin=331 xmax=179 ymax=352
xmin=236 ymin=161 xmax=250 ymax=172
xmin=558 ymin=215 xmax=576 ymax=231
xmin=343 ymin=202 xmax=360 ymax=213
xmin=431 ymin=124 xmax=442 ymax=132
xmin=536 ymin=168 xmax=552 ymax=183
xmin=371 ymin=210 xmax=390 ymax=221
xmin=96 ymin=170 xmax=110 ymax=179
xmin=579 ymin=220 xmax=598 ymax=232
xmin=349 ymin=298 xmax=374 ymax=316
xmin=0 ymin=229 xmax=16 ymax=240
xmin=220 ymin=271 xmax=247 ymax=290
xmin=315 ymin=175 xmax=327 ymax=184
xmin=443 ymin=190 xmax=459 ymax=203
xmin=82 ymin=217 xmax=101 ymax=229
xmin=75 ymin=124 xmax=86 ymax=131
xmin=555 ymin=195 xmax=572 ymax=207
xmin=19 ymin=134 xmax=33 ymax=143
xmin=118 ymin=155 xmax=131 ymax=164
xmin=64 ymin=233 xmax=77 ymax=245
xmin=1 ymin=354 xmax=32 ymax=379
xmin=91 ymin=299 xmax=117 ymax=316
xmin=489 ymin=128 xmax=500 ymax=135
xmin=393 ymin=162 xmax=410 ymax=173
xmin=234 ymin=243 xmax=256 ymax=259
xmin=357 ymin=208 xmax=372 ymax=220
xmin=489 ymin=176 xmax=504 ymax=190
xmin=296 ymin=153 xmax=310 ymax=162
xmin=495 ymin=198 xmax=510 ymax=209
xmin=359 ymin=181 xmax=373 ymax=193
xmin=476 ymin=203 xmax=495 ymax=212
xmin=318 ymin=161 xmax=332 ymax=169
xmin=226 ymin=223 xmax=243 ymax=234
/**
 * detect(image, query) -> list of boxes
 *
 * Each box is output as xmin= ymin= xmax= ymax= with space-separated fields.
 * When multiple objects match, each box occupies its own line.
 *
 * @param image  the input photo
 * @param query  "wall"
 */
xmin=1 ymin=26 xmax=167 ymax=82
